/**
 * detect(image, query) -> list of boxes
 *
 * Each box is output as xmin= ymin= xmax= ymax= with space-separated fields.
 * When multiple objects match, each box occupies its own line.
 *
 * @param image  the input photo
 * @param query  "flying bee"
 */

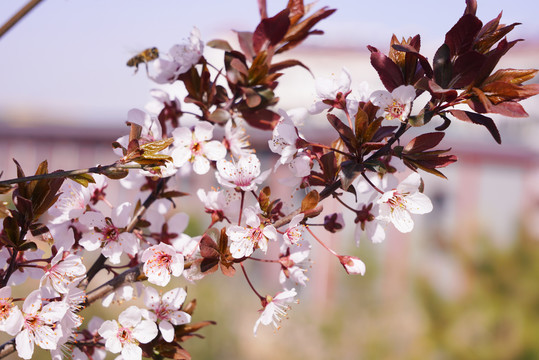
xmin=126 ymin=47 xmax=159 ymax=74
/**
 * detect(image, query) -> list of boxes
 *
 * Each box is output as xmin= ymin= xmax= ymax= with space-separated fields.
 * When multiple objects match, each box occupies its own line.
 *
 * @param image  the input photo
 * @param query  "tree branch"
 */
xmin=0 ymin=0 xmax=44 ymax=39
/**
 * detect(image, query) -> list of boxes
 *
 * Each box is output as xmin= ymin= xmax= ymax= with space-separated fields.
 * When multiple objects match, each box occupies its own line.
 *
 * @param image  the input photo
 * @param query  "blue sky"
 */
xmin=0 ymin=0 xmax=537 ymax=126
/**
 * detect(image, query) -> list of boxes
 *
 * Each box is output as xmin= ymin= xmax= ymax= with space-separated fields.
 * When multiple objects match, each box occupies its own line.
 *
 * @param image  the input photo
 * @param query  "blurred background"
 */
xmin=1 ymin=1 xmax=539 ymax=359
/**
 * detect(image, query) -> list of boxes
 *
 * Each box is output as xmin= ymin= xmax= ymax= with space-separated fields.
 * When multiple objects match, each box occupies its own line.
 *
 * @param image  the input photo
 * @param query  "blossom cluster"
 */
xmin=0 ymin=1 xmax=537 ymax=359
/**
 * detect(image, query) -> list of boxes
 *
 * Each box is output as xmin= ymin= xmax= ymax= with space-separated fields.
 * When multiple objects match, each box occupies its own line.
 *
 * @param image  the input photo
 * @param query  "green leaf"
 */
xmin=140 ymin=138 xmax=174 ymax=155
xmin=18 ymin=241 xmax=37 ymax=252
xmin=67 ymin=173 xmax=96 ymax=188
xmin=206 ymin=39 xmax=233 ymax=51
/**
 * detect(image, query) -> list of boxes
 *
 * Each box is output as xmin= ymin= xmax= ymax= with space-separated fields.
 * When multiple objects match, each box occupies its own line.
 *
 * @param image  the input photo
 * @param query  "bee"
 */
xmin=126 ymin=47 xmax=159 ymax=74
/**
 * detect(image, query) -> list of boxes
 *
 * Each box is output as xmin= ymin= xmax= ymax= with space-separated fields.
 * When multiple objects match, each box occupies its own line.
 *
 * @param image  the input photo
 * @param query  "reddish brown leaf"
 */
xmin=287 ymin=0 xmax=305 ymax=25
xmin=449 ymin=109 xmax=501 ymax=144
xmin=326 ymin=113 xmax=355 ymax=153
xmin=368 ymin=46 xmax=404 ymax=92
xmin=241 ymin=108 xmax=280 ymax=130
xmin=301 ymin=190 xmax=319 ymax=212
xmin=253 ymin=9 xmax=290 ymax=53
xmin=277 ymin=7 xmax=336 ymax=54
xmin=445 ymin=14 xmax=483 ymax=56
xmin=269 ymin=59 xmax=311 ymax=75
xmin=404 ymin=132 xmax=445 ymax=153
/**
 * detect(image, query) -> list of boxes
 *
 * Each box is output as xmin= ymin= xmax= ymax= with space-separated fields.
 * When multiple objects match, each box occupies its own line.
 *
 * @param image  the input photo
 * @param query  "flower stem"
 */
xmin=240 ymin=263 xmax=264 ymax=300
xmin=306 ymin=227 xmax=337 ymax=256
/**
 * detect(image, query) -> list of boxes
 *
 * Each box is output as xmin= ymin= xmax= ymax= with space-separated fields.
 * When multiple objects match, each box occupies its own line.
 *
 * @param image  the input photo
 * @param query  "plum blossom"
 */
xmin=0 ymin=286 xmax=24 ymax=336
xmin=78 ymin=203 xmax=138 ymax=264
xmin=40 ymin=248 xmax=86 ymax=294
xmin=282 ymin=213 xmax=304 ymax=246
xmin=253 ymin=289 xmax=297 ymax=336
xmin=15 ymin=290 xmax=69 ymax=359
xmin=309 ymin=68 xmax=354 ymax=114
xmin=113 ymin=109 xmax=163 ymax=158
xmin=370 ymin=85 xmax=416 ymax=122
xmin=225 ymin=119 xmax=253 ymax=159
xmin=376 ymin=172 xmax=433 ymax=233
xmin=171 ymin=122 xmax=226 ymax=175
xmin=268 ymin=111 xmax=303 ymax=166
xmin=169 ymin=27 xmax=204 ymax=75
xmin=354 ymin=203 xmax=386 ymax=245
xmin=216 ymin=154 xmax=270 ymax=192
xmin=279 ymin=242 xmax=310 ymax=288
xmin=226 ymin=207 xmax=277 ymax=259
xmin=278 ymin=153 xmax=312 ymax=188
xmin=101 ymin=283 xmax=143 ymax=308
xmin=98 ymin=306 xmax=158 ymax=360
xmin=151 ymin=27 xmax=203 ymax=84
xmin=142 ymin=287 xmax=191 ymax=342
xmin=338 ymin=255 xmax=366 ymax=275
xmin=48 ymin=180 xmax=90 ymax=224
xmin=141 ymin=243 xmax=184 ymax=286
xmin=197 ymin=188 xmax=241 ymax=225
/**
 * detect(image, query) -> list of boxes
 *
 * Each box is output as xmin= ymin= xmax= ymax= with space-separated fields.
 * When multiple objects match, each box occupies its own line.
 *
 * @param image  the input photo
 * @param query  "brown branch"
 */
xmin=0 ymin=0 xmax=44 ymax=39
xmin=0 ymin=163 xmax=148 ymax=187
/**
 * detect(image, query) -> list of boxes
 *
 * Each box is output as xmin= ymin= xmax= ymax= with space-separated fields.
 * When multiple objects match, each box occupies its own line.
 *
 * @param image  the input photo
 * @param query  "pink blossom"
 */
xmin=376 ymin=172 xmax=433 ymax=233
xmin=40 ymin=248 xmax=86 ymax=294
xmin=338 ymin=255 xmax=366 ymax=275
xmin=0 ymin=286 xmax=24 ymax=336
xmin=79 ymin=203 xmax=139 ymax=264
xmin=253 ymin=289 xmax=297 ymax=336
xmin=141 ymin=243 xmax=184 ymax=286
xmin=225 ymin=119 xmax=253 ymax=159
xmin=226 ymin=207 xmax=277 ymax=259
xmin=370 ymin=85 xmax=416 ymax=122
xmin=216 ymin=154 xmax=270 ymax=192
xmin=282 ymin=213 xmax=304 ymax=246
xmin=48 ymin=180 xmax=90 ymax=224
xmin=15 ymin=290 xmax=69 ymax=359
xmin=171 ymin=122 xmax=226 ymax=175
xmin=98 ymin=306 xmax=158 ymax=360
xmin=142 ymin=286 xmax=191 ymax=342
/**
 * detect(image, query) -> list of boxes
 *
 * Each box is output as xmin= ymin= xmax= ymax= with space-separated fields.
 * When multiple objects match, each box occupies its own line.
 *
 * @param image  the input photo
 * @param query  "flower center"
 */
xmin=0 ymin=299 xmax=14 ymax=320
xmin=103 ymin=225 xmax=120 ymax=242
xmin=190 ymin=141 xmax=202 ymax=156
xmin=24 ymin=314 xmax=44 ymax=332
xmin=385 ymin=101 xmax=406 ymax=120
xmin=386 ymin=192 xmax=406 ymax=211
xmin=155 ymin=304 xmax=172 ymax=321
xmin=117 ymin=326 xmax=135 ymax=344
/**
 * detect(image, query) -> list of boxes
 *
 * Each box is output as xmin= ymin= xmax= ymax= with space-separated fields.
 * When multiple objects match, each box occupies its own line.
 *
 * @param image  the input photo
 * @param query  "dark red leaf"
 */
xmin=241 ymin=108 xmax=280 ymax=130
xmin=368 ymin=46 xmax=404 ymax=92
xmin=371 ymin=125 xmax=398 ymax=142
xmin=253 ymin=9 xmax=290 ymax=53
xmin=404 ymin=132 xmax=445 ymax=153
xmin=474 ymin=38 xmax=521 ymax=86
xmin=445 ymin=14 xmax=483 ymax=56
xmin=392 ymin=43 xmax=433 ymax=79
xmin=433 ymin=44 xmax=452 ymax=88
xmin=451 ymin=51 xmax=485 ymax=88
xmin=269 ymin=59 xmax=312 ymax=75
xmin=326 ymin=114 xmax=355 ymax=153
xmin=449 ymin=110 xmax=501 ymax=144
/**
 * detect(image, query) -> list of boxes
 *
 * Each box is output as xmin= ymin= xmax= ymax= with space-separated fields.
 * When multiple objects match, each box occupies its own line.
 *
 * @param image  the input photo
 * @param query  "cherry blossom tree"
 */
xmin=0 ymin=0 xmax=538 ymax=359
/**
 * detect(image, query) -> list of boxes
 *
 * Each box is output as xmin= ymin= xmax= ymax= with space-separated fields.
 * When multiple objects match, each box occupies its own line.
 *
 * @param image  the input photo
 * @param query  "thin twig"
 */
xmin=0 ymin=0 xmax=44 ymax=39
xmin=0 ymin=163 xmax=148 ymax=186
